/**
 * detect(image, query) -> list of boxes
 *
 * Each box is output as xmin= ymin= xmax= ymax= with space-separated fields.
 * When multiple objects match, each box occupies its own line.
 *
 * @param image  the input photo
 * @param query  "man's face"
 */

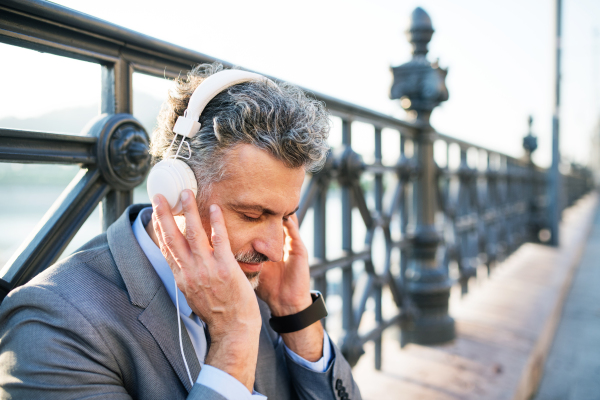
xmin=198 ymin=144 xmax=305 ymax=288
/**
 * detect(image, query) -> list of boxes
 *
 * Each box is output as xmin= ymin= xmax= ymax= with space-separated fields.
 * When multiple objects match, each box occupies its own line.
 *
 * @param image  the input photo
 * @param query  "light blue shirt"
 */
xmin=132 ymin=207 xmax=332 ymax=400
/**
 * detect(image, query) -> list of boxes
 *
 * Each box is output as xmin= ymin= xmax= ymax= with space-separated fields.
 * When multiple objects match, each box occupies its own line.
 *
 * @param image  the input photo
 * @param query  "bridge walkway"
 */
xmin=533 ymin=199 xmax=600 ymax=400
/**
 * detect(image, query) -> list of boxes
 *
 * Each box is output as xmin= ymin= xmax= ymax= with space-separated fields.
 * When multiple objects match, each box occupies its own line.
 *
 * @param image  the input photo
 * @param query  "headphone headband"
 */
xmin=172 ymin=70 xmax=271 ymax=138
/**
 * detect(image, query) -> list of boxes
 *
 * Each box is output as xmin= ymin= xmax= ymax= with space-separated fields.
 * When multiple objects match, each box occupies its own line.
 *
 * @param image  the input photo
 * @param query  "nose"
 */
xmin=252 ymin=219 xmax=284 ymax=263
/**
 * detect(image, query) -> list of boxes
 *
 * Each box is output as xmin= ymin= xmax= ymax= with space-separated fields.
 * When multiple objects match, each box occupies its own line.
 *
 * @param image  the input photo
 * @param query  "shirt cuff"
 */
xmin=282 ymin=330 xmax=333 ymax=372
xmin=196 ymin=365 xmax=266 ymax=399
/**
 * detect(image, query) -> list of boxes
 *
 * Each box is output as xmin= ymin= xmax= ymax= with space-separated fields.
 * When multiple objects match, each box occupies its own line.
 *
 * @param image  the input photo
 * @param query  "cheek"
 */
xmin=224 ymin=219 xmax=258 ymax=254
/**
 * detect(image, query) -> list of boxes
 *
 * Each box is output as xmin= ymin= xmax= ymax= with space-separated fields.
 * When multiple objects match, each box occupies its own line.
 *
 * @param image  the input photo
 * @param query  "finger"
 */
xmin=152 ymin=211 xmax=182 ymax=276
xmin=180 ymin=189 xmax=211 ymax=258
xmin=283 ymin=214 xmax=302 ymax=241
xmin=208 ymin=204 xmax=234 ymax=262
xmin=152 ymin=194 xmax=190 ymax=265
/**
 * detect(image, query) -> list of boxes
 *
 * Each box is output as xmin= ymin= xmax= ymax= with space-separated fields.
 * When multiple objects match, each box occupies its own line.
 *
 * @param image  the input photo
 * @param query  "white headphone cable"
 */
xmin=175 ymin=276 xmax=194 ymax=387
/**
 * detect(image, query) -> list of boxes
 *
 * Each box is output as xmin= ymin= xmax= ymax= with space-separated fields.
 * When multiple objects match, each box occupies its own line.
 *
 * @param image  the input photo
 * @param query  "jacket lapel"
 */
xmin=254 ymin=322 xmax=279 ymax=394
xmin=107 ymin=205 xmax=201 ymax=392
xmin=138 ymin=286 xmax=201 ymax=392
xmin=254 ymin=299 xmax=291 ymax=399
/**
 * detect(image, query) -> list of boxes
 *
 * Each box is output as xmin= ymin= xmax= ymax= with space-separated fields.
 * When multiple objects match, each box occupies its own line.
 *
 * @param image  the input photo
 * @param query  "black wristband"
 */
xmin=269 ymin=291 xmax=328 ymax=334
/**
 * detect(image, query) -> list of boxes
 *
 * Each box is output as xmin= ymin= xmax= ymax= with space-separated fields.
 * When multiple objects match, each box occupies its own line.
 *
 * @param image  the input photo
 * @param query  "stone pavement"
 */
xmin=533 ymin=201 xmax=600 ymax=399
xmin=351 ymin=193 xmax=599 ymax=400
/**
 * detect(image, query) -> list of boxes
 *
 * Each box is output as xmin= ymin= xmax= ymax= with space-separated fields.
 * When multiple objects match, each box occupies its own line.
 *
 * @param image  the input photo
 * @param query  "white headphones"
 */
xmin=146 ymin=69 xmax=271 ymax=215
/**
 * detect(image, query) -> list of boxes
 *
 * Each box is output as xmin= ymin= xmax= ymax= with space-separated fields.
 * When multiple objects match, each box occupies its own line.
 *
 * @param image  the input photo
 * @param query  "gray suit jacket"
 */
xmin=0 ymin=204 xmax=361 ymax=400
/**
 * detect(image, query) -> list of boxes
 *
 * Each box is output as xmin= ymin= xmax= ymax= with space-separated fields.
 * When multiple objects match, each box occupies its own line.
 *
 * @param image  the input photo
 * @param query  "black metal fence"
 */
xmin=0 ymin=0 xmax=593 ymax=369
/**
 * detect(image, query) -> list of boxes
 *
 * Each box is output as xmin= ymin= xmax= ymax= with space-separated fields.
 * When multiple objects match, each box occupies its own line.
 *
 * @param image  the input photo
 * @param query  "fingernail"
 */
xmin=152 ymin=195 xmax=161 ymax=206
xmin=210 ymin=204 xmax=217 ymax=213
xmin=180 ymin=191 xmax=189 ymax=202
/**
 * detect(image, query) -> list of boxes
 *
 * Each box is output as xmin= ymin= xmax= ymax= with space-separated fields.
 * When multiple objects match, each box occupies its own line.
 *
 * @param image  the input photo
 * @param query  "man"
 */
xmin=0 ymin=63 xmax=361 ymax=400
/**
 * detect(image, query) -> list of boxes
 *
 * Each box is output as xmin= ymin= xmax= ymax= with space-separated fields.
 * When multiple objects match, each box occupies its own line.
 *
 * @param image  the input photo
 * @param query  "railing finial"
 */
xmin=406 ymin=7 xmax=434 ymax=57
xmin=523 ymin=115 xmax=538 ymax=158
xmin=391 ymin=7 xmax=448 ymax=123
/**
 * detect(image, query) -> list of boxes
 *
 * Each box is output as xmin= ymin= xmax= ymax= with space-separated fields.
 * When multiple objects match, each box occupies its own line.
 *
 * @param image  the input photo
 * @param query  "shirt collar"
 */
xmin=132 ymin=207 xmax=193 ymax=317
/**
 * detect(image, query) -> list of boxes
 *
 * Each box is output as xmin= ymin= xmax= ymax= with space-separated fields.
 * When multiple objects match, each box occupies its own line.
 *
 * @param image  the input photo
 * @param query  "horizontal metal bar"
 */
xmin=0 ymin=168 xmax=110 ymax=295
xmin=314 ymin=95 xmax=420 ymax=135
xmin=0 ymin=26 xmax=119 ymax=63
xmin=435 ymin=132 xmax=544 ymax=169
xmin=0 ymin=128 xmax=97 ymax=164
xmin=0 ymin=6 xmax=121 ymax=64
xmin=391 ymin=238 xmax=411 ymax=250
xmin=363 ymin=162 xmax=417 ymax=175
xmin=309 ymin=250 xmax=371 ymax=277
xmin=0 ymin=0 xmax=217 ymax=66
xmin=439 ymin=168 xmax=539 ymax=179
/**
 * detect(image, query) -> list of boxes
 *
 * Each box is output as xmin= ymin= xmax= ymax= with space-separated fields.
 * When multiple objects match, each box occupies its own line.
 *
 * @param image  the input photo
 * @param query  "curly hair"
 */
xmin=149 ymin=63 xmax=331 ymax=202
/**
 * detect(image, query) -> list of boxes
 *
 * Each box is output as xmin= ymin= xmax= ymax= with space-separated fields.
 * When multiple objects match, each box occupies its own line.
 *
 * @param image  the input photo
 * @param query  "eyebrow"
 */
xmin=229 ymin=202 xmax=299 ymax=217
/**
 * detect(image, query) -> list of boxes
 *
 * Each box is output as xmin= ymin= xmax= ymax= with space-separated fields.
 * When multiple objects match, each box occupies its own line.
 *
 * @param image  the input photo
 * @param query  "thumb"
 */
xmin=209 ymin=204 xmax=234 ymax=261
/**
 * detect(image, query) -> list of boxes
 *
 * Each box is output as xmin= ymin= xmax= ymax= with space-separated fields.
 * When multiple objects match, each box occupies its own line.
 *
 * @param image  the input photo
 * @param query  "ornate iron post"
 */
xmin=523 ymin=116 xmax=538 ymax=164
xmin=390 ymin=7 xmax=455 ymax=344
xmin=523 ymin=116 xmax=542 ymax=242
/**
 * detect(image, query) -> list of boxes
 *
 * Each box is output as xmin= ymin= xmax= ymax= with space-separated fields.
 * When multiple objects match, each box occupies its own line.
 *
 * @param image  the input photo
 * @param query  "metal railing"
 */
xmin=0 ymin=0 xmax=593 ymax=370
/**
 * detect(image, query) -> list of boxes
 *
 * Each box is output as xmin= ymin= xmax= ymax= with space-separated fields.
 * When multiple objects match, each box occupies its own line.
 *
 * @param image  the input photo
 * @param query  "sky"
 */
xmin=0 ymin=0 xmax=599 ymax=168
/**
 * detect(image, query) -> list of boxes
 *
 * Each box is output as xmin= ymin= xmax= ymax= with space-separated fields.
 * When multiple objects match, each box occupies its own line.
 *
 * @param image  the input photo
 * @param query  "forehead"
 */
xmin=214 ymin=144 xmax=305 ymax=209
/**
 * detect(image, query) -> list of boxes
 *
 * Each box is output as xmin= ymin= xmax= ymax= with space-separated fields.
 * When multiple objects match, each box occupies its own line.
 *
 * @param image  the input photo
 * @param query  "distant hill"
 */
xmin=0 ymin=92 xmax=164 ymax=185
xmin=0 ymin=105 xmax=98 ymax=135
xmin=0 ymin=92 xmax=164 ymax=136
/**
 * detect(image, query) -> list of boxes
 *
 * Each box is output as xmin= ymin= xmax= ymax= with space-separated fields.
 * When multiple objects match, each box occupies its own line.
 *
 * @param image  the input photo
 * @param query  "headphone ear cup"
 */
xmin=147 ymin=159 xmax=198 ymax=215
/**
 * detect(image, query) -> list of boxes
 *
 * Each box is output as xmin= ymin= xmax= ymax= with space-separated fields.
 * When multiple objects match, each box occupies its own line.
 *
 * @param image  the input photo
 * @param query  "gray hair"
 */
xmin=149 ymin=63 xmax=330 ymax=202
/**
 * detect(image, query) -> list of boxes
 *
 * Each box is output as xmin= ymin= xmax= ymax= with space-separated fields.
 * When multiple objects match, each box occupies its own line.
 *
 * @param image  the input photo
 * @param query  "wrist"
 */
xmin=281 ymin=322 xmax=324 ymax=362
xmin=269 ymin=291 xmax=328 ymax=335
xmin=269 ymin=293 xmax=313 ymax=317
xmin=207 ymin=317 xmax=261 ymax=341
xmin=205 ymin=331 xmax=259 ymax=392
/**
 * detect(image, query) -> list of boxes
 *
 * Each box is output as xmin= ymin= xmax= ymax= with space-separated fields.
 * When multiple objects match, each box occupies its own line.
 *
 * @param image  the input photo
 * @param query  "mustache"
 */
xmin=234 ymin=250 xmax=269 ymax=264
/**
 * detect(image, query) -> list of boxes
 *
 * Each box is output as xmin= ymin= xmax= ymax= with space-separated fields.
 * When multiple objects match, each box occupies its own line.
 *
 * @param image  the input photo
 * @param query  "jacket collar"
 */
xmin=106 ymin=204 xmax=162 ymax=308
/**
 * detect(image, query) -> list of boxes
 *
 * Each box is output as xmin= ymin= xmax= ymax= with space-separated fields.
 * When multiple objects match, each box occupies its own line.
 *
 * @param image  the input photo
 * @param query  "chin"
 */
xmin=246 ymin=271 xmax=261 ymax=290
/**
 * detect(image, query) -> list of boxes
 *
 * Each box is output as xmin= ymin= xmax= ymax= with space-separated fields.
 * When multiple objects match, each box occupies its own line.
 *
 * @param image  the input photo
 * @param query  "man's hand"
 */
xmin=256 ymin=214 xmax=324 ymax=362
xmin=152 ymin=190 xmax=261 ymax=392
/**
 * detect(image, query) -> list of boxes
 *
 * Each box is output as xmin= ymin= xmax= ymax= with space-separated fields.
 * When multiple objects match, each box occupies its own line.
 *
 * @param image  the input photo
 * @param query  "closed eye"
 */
xmin=241 ymin=214 xmax=261 ymax=222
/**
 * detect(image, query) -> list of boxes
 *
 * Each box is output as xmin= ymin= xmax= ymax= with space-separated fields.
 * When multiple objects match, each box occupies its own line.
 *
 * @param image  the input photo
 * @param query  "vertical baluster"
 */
xmin=100 ymin=59 xmax=134 ymax=231
xmin=507 ymin=158 xmax=514 ymax=252
xmin=502 ymin=156 xmax=511 ymax=254
xmin=517 ymin=161 xmax=523 ymax=244
xmin=399 ymin=135 xmax=409 ymax=280
xmin=485 ymin=153 xmax=495 ymax=275
xmin=313 ymin=182 xmax=328 ymax=329
xmin=374 ymin=127 xmax=383 ymax=370
xmin=341 ymin=119 xmax=354 ymax=338
xmin=457 ymin=147 xmax=470 ymax=294
xmin=497 ymin=156 xmax=505 ymax=257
